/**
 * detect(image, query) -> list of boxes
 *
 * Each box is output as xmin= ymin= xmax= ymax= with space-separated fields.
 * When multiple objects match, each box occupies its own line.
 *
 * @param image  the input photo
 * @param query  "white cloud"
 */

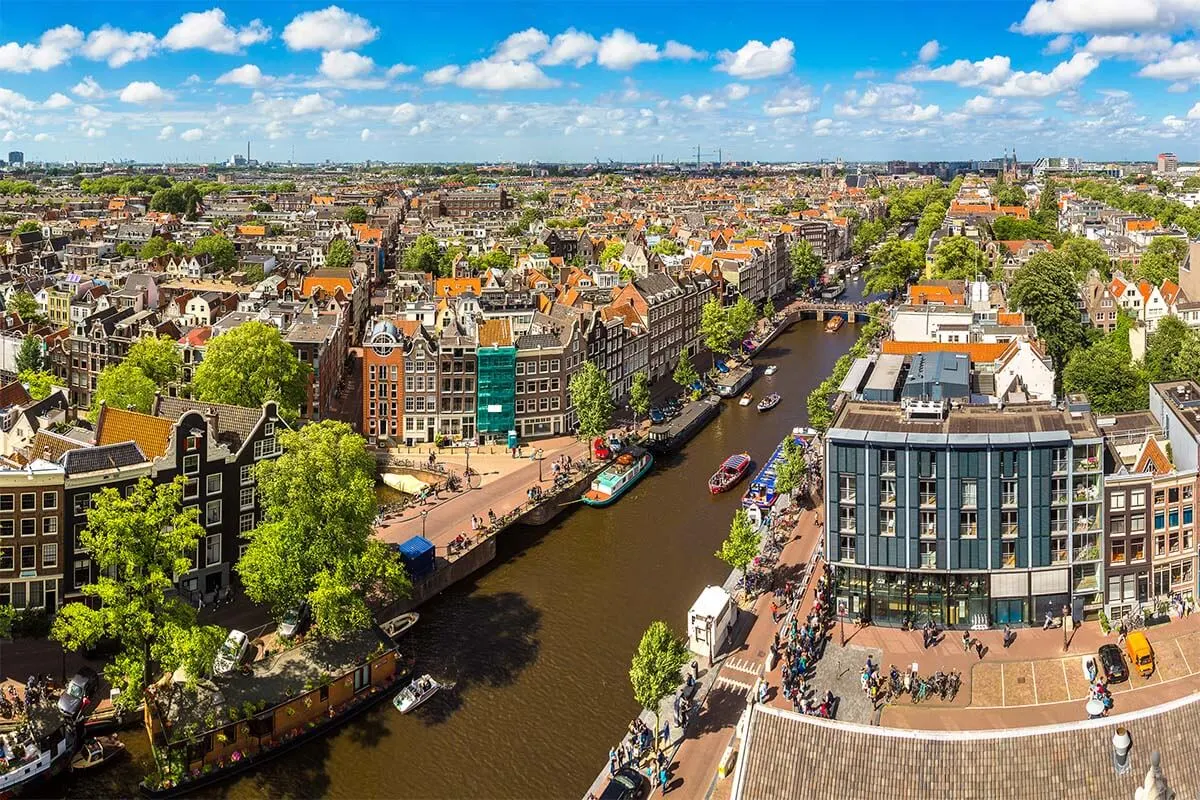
xmin=1139 ymin=46 xmax=1200 ymax=79
xmin=540 ymin=29 xmax=598 ymax=66
xmin=1186 ymin=101 xmax=1200 ymax=119
xmin=424 ymin=65 xmax=460 ymax=85
xmin=918 ymin=40 xmax=940 ymax=63
xmin=1168 ymin=80 xmax=1192 ymax=90
xmin=390 ymin=103 xmax=419 ymax=123
xmin=264 ymin=120 xmax=287 ymax=139
xmin=409 ymin=119 xmax=433 ymax=136
xmin=163 ymin=9 xmax=270 ymax=54
xmin=1043 ymin=34 xmax=1075 ymax=53
xmin=812 ymin=118 xmax=835 ymax=136
xmin=456 ymin=60 xmax=559 ymax=90
xmin=84 ymin=127 xmax=105 ymax=139
xmin=763 ymin=86 xmax=819 ymax=116
xmin=597 ymin=29 xmax=659 ymax=70
xmin=1082 ymin=33 xmax=1173 ymax=57
xmin=495 ymin=28 xmax=550 ymax=61
xmin=1014 ymin=0 xmax=1200 ymax=34
xmin=292 ymin=93 xmax=333 ymax=115
xmin=216 ymin=64 xmax=270 ymax=87
xmin=1163 ymin=113 xmax=1189 ymax=130
xmin=386 ymin=63 xmax=414 ymax=77
xmin=157 ymin=125 xmax=175 ymax=140
xmin=183 ymin=74 xmax=201 ymax=85
xmin=119 ymin=80 xmax=171 ymax=104
xmin=881 ymin=103 xmax=941 ymax=122
xmin=680 ymin=93 xmax=725 ymax=111
xmin=360 ymin=127 xmax=372 ymax=141
xmin=900 ymin=55 xmax=1012 ymax=86
xmin=963 ymin=95 xmax=1002 ymax=114
xmin=319 ymin=50 xmax=375 ymax=80
xmin=80 ymin=26 xmax=156 ymax=67
xmin=726 ymin=83 xmax=751 ymax=101
xmin=853 ymin=69 xmax=879 ymax=79
xmin=33 ymin=133 xmax=50 ymax=142
xmin=992 ymin=52 xmax=1098 ymax=96
xmin=716 ymin=38 xmax=795 ymax=79
xmin=71 ymin=76 xmax=103 ymax=98
xmin=42 ymin=92 xmax=72 ymax=109
xmin=180 ymin=127 xmax=204 ymax=142
xmin=2 ymin=131 xmax=16 ymax=143
xmin=0 ymin=25 xmax=83 ymax=73
xmin=282 ymin=6 xmax=377 ymax=51
xmin=663 ymin=40 xmax=706 ymax=61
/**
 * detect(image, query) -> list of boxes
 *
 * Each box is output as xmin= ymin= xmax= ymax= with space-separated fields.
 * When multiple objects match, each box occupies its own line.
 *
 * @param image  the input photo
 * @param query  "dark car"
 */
xmin=1098 ymin=643 xmax=1128 ymax=682
xmin=57 ymin=666 xmax=100 ymax=719
xmin=599 ymin=767 xmax=649 ymax=800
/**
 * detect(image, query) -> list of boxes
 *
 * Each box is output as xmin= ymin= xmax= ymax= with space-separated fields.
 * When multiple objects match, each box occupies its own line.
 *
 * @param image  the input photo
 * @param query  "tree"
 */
xmin=774 ymin=437 xmax=807 ymax=497
xmin=51 ymin=477 xmax=225 ymax=710
xmin=931 ymin=236 xmax=987 ymax=281
xmin=1036 ymin=178 xmax=1060 ymax=229
xmin=18 ymin=370 xmax=53 ymax=400
xmin=15 ymin=335 xmax=43 ymax=374
xmin=191 ymin=235 xmax=236 ymax=272
xmin=599 ymin=241 xmax=625 ymax=266
xmin=1062 ymin=338 xmax=1146 ymax=414
xmin=852 ymin=220 xmax=885 ymax=256
xmin=91 ymin=363 xmax=157 ymax=421
xmin=115 ymin=242 xmax=136 ymax=258
xmin=699 ymin=297 xmax=734 ymax=366
xmin=13 ymin=220 xmax=39 ymax=234
xmin=651 ymin=239 xmax=682 ymax=256
xmin=628 ymin=621 xmax=689 ymax=744
xmin=326 ymin=238 xmax=355 ymax=269
xmin=139 ymin=236 xmax=184 ymax=260
xmin=237 ymin=422 xmax=409 ymax=637
xmin=789 ymin=240 xmax=823 ymax=286
xmin=126 ymin=335 xmax=182 ymax=386
xmin=715 ymin=508 xmax=761 ymax=573
xmin=1136 ymin=237 xmax=1188 ymax=286
xmin=568 ymin=361 xmax=615 ymax=441
xmin=249 ymin=200 xmax=272 ymax=213
xmin=1059 ymin=237 xmax=1111 ymax=281
xmin=673 ymin=349 xmax=699 ymax=392
xmin=344 ymin=205 xmax=367 ymax=223
xmin=995 ymin=183 xmax=1027 ymax=207
xmin=630 ymin=371 xmax=651 ymax=422
xmin=402 ymin=233 xmax=445 ymax=276
xmin=1174 ymin=332 xmax=1200 ymax=381
xmin=8 ymin=291 xmax=43 ymax=325
xmin=728 ymin=295 xmax=757 ymax=351
xmin=991 ymin=215 xmax=1045 ymax=242
xmin=471 ymin=250 xmax=513 ymax=272
xmin=762 ymin=298 xmax=776 ymax=321
xmin=191 ymin=321 xmax=311 ymax=420
xmin=1009 ymin=252 xmax=1087 ymax=377
xmin=865 ymin=240 xmax=921 ymax=297
xmin=1145 ymin=315 xmax=1194 ymax=383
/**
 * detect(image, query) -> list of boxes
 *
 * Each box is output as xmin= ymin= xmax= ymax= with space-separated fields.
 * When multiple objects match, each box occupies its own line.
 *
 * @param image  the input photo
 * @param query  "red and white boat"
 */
xmin=708 ymin=453 xmax=752 ymax=494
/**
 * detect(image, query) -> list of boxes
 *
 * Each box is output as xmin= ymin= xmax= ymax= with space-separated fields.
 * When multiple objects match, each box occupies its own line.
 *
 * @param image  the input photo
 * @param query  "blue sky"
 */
xmin=1 ymin=0 xmax=1200 ymax=163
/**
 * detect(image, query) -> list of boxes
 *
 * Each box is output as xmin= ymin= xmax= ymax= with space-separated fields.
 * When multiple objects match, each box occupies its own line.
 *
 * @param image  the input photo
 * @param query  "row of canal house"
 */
xmin=824 ymin=345 xmax=1200 ymax=627
xmin=0 ymin=396 xmax=285 ymax=615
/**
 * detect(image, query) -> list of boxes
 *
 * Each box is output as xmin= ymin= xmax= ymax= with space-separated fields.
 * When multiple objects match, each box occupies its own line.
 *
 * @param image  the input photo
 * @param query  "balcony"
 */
xmin=1074 ymin=545 xmax=1101 ymax=562
xmin=1073 ymin=575 xmax=1100 ymax=594
xmin=1053 ymin=459 xmax=1069 ymax=475
xmin=1074 ymin=454 xmax=1100 ymax=473
xmin=881 ymin=525 xmax=897 ymax=537
xmin=1051 ymin=492 xmax=1068 ymax=505
xmin=959 ymin=525 xmax=978 ymax=539
xmin=880 ymin=461 xmax=897 ymax=477
xmin=839 ymin=491 xmax=857 ymax=504
xmin=1051 ymin=550 xmax=1069 ymax=566
xmin=919 ymin=495 xmax=937 ymax=508
xmin=1073 ymin=517 xmax=1097 ymax=533
xmin=880 ymin=493 xmax=897 ymax=506
xmin=1001 ymin=524 xmax=1019 ymax=539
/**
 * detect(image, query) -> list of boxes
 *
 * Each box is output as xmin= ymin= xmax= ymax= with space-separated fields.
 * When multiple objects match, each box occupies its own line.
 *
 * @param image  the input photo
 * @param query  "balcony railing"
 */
xmin=1051 ymin=550 xmax=1069 ymax=565
xmin=880 ymin=494 xmax=897 ymax=506
xmin=1001 ymin=553 xmax=1017 ymax=569
xmin=1075 ymin=456 xmax=1100 ymax=472
xmin=1074 ymin=517 xmax=1096 ymax=532
xmin=1053 ymin=460 xmax=1069 ymax=474
xmin=1052 ymin=492 xmax=1068 ymax=505
xmin=840 ymin=548 xmax=857 ymax=563
xmin=1074 ymin=545 xmax=1101 ymax=561
xmin=1073 ymin=576 xmax=1100 ymax=593
xmin=920 ymin=495 xmax=937 ymax=508
xmin=1001 ymin=524 xmax=1019 ymax=538
xmin=880 ymin=462 xmax=896 ymax=477
xmin=959 ymin=526 xmax=978 ymax=539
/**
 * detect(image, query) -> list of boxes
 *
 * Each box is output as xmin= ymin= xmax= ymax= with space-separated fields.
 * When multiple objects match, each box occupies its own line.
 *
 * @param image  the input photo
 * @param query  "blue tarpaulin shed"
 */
xmin=396 ymin=535 xmax=436 ymax=579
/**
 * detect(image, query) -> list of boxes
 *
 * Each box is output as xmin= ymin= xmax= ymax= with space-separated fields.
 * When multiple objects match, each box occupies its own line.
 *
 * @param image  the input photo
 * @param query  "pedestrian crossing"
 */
xmin=723 ymin=657 xmax=762 ymax=676
xmin=716 ymin=675 xmax=754 ymax=694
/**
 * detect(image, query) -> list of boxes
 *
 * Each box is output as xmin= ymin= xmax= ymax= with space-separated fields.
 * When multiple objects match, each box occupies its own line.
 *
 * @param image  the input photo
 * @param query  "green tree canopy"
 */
xmin=727 ymin=295 xmax=758 ymax=350
xmin=326 ymin=238 xmax=355 ymax=269
xmin=1135 ymin=237 xmax=1188 ymax=286
xmin=115 ymin=242 xmax=136 ymax=258
xmin=51 ymin=477 xmax=225 ymax=709
xmin=1145 ymin=315 xmax=1194 ymax=383
xmin=18 ymin=370 xmax=53 ymax=400
xmin=344 ymin=205 xmax=367 ymax=223
xmin=991 ymin=215 xmax=1046 ymax=242
xmin=865 ymin=239 xmax=921 ymax=297
xmin=1062 ymin=336 xmax=1146 ymax=414
xmin=931 ymin=236 xmax=988 ymax=281
xmin=1037 ymin=178 xmax=1060 ymax=229
xmin=789 ymin=240 xmax=823 ymax=285
xmin=237 ymin=422 xmax=409 ymax=637
xmin=1059 ymin=237 xmax=1111 ymax=281
xmin=630 ymin=371 xmax=651 ymax=421
xmin=191 ymin=235 xmax=236 ymax=271
xmin=13 ymin=220 xmax=40 ymax=234
xmin=700 ymin=297 xmax=735 ymax=362
xmin=673 ymin=348 xmax=699 ymax=391
xmin=139 ymin=236 xmax=185 ymax=260
xmin=402 ymin=233 xmax=446 ymax=276
xmin=763 ymin=298 xmax=776 ymax=320
xmin=774 ymin=437 xmax=807 ymax=497
xmin=1009 ymin=251 xmax=1087 ymax=377
xmin=14 ymin=335 xmax=43 ymax=374
xmin=471 ymin=249 xmax=513 ymax=272
xmin=629 ymin=621 xmax=689 ymax=739
xmin=91 ymin=362 xmax=157 ymax=422
xmin=599 ymin=241 xmax=625 ymax=266
xmin=651 ymin=239 xmax=682 ymax=256
xmin=568 ymin=361 xmax=615 ymax=440
xmin=716 ymin=508 xmax=761 ymax=573
xmin=191 ymin=321 xmax=311 ymax=420
xmin=852 ymin=220 xmax=885 ymax=256
xmin=126 ymin=335 xmax=183 ymax=386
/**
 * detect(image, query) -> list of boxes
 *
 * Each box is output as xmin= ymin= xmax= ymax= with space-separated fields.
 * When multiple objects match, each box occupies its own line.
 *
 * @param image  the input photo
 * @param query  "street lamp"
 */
xmin=464 ymin=445 xmax=472 ymax=489
xmin=535 ymin=448 xmax=545 ymax=482
xmin=421 ymin=510 xmax=428 ymax=538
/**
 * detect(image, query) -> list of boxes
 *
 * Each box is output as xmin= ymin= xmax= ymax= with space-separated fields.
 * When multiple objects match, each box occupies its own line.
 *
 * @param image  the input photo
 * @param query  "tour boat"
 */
xmin=393 ymin=674 xmax=451 ymax=714
xmin=581 ymin=446 xmax=654 ymax=507
xmin=742 ymin=429 xmax=810 ymax=511
xmin=70 ymin=735 xmax=126 ymax=772
xmin=380 ymin=612 xmax=419 ymax=642
xmin=757 ymin=393 xmax=781 ymax=412
xmin=763 ymin=365 xmax=778 ymax=376
xmin=0 ymin=716 xmax=75 ymax=794
xmin=821 ymin=281 xmax=846 ymax=300
xmin=708 ymin=453 xmax=752 ymax=494
xmin=825 ymin=316 xmax=845 ymax=333
xmin=738 ymin=392 xmax=753 ymax=406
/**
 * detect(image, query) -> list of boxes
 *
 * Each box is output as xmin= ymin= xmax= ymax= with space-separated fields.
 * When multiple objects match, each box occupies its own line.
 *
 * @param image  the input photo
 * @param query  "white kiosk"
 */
xmin=688 ymin=585 xmax=737 ymax=663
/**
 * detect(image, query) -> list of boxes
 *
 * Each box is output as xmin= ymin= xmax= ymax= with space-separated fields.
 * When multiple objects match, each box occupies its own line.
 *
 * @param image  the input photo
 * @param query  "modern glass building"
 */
xmin=824 ymin=373 xmax=1103 ymax=628
xmin=476 ymin=319 xmax=516 ymax=443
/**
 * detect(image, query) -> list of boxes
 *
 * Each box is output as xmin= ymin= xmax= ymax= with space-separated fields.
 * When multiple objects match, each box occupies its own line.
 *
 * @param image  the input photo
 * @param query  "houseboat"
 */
xmin=820 ymin=282 xmax=845 ymax=300
xmin=825 ymin=316 xmax=844 ymax=333
xmin=742 ymin=428 xmax=817 ymax=511
xmin=0 ymin=711 xmax=75 ymax=795
xmin=581 ymin=446 xmax=653 ymax=508
xmin=709 ymin=453 xmax=752 ymax=494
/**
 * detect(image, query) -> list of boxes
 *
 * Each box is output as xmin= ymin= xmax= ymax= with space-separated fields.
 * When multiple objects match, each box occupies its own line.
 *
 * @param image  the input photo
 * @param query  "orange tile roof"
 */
xmin=907 ymin=285 xmax=965 ymax=306
xmin=434 ymin=277 xmax=482 ymax=297
xmin=301 ymin=274 xmax=354 ymax=297
xmin=997 ymin=205 xmax=1029 ymax=219
xmin=1162 ymin=280 xmax=1181 ymax=304
xmin=881 ymin=340 xmax=1010 ymax=362
xmin=236 ymin=224 xmax=265 ymax=236
xmin=179 ymin=326 xmax=212 ymax=347
xmin=95 ymin=405 xmax=173 ymax=459
xmin=351 ymin=223 xmax=383 ymax=242
xmin=1126 ymin=219 xmax=1158 ymax=232
xmin=1135 ymin=436 xmax=1172 ymax=475
xmin=997 ymin=311 xmax=1025 ymax=326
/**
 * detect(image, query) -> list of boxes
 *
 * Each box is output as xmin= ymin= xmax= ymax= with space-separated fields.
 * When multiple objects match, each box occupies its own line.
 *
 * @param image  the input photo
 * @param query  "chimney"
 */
xmin=205 ymin=406 xmax=218 ymax=434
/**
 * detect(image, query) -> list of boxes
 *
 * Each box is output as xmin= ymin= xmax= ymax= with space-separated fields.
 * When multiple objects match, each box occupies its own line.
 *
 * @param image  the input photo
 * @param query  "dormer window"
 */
xmin=185 ymin=435 xmax=201 ymax=452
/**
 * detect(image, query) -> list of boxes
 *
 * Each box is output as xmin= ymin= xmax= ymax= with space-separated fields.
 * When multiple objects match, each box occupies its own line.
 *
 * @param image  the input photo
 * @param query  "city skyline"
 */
xmin=3 ymin=0 xmax=1200 ymax=163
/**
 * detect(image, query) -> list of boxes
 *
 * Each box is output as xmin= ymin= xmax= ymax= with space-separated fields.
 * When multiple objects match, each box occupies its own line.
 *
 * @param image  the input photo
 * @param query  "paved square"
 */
xmin=970 ymin=663 xmax=1005 ymax=706
xmin=1002 ymin=661 xmax=1036 ymax=705
xmin=1062 ymin=657 xmax=1093 ymax=699
xmin=1155 ymin=637 xmax=1189 ymax=681
xmin=1031 ymin=659 xmax=1068 ymax=703
xmin=1174 ymin=631 xmax=1200 ymax=672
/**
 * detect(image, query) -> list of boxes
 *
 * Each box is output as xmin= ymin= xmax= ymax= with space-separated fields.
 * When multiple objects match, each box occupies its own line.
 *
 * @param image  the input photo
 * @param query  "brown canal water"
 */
xmin=63 ymin=294 xmax=863 ymax=800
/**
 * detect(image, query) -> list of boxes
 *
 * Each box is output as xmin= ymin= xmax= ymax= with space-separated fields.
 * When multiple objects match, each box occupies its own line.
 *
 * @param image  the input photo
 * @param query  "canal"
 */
xmin=66 ymin=290 xmax=864 ymax=800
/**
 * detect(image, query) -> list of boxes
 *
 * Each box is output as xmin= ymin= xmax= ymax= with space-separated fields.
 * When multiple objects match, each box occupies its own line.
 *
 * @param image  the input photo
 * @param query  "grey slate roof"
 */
xmin=60 ymin=441 xmax=148 ymax=475
xmin=153 ymin=396 xmax=265 ymax=451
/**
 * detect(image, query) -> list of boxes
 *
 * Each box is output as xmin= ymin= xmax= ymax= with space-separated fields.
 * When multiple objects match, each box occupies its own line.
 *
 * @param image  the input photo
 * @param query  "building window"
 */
xmin=1131 ymin=514 xmax=1146 ymax=533
xmin=960 ymin=480 xmax=977 ymax=509
xmin=19 ymin=494 xmax=35 ymax=512
xmin=1001 ymin=510 xmax=1019 ymax=538
xmin=19 ymin=546 xmax=34 ymax=570
xmin=1001 ymin=480 xmax=1018 ymax=508
xmin=1131 ymin=490 xmax=1146 ymax=507
xmin=1000 ymin=540 xmax=1017 ymax=569
xmin=880 ymin=509 xmax=896 ymax=536
xmin=919 ymin=511 xmax=937 ymax=538
xmin=838 ymin=505 xmax=856 ymax=533
xmin=239 ymin=513 xmax=255 ymax=534
xmin=1053 ymin=448 xmax=1068 ymax=473
xmin=72 ymin=492 xmax=90 ymax=516
xmin=1110 ymin=516 xmax=1126 ymax=536
xmin=203 ymin=534 xmax=221 ymax=567
xmin=183 ymin=454 xmax=200 ymax=475
xmin=1109 ymin=491 xmax=1126 ymax=511
xmin=879 ymin=478 xmax=896 ymax=505
xmin=959 ymin=511 xmax=978 ymax=539
xmin=239 ymin=487 xmax=255 ymax=510
xmin=20 ymin=519 xmax=34 ymax=538
xmin=919 ymin=480 xmax=937 ymax=507
xmin=41 ymin=492 xmax=57 ymax=510
xmin=1110 ymin=539 xmax=1126 ymax=565
xmin=42 ymin=517 xmax=56 ymax=536
xmin=0 ymin=547 xmax=12 ymax=570
xmin=73 ymin=558 xmax=90 ymax=589
xmin=206 ymin=500 xmax=222 ymax=527
xmin=185 ymin=435 xmax=200 ymax=452
xmin=184 ymin=479 xmax=199 ymax=500
xmin=1155 ymin=490 xmax=1166 ymax=506
xmin=240 ymin=464 xmax=253 ymax=485
xmin=1051 ymin=535 xmax=1068 ymax=565
xmin=919 ymin=541 xmax=937 ymax=569
xmin=206 ymin=474 xmax=222 ymax=496
xmin=0 ymin=521 xmax=13 ymax=538
xmin=42 ymin=543 xmax=57 ymax=568
xmin=838 ymin=534 xmax=856 ymax=563
xmin=1130 ymin=537 xmax=1146 ymax=562
xmin=0 ymin=495 xmax=13 ymax=513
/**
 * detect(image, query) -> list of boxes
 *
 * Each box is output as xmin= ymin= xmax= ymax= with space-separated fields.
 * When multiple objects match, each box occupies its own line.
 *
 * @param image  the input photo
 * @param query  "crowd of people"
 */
xmin=772 ymin=565 xmax=839 ymax=718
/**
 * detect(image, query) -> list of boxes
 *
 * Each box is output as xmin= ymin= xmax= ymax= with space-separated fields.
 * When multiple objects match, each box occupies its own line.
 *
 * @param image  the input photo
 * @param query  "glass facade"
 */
xmin=475 ymin=346 xmax=516 ymax=437
xmin=840 ymin=567 xmax=1006 ymax=628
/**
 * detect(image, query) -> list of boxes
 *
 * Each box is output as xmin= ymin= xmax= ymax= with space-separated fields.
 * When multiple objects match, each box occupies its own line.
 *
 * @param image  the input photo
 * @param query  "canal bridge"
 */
xmin=786 ymin=301 xmax=879 ymax=324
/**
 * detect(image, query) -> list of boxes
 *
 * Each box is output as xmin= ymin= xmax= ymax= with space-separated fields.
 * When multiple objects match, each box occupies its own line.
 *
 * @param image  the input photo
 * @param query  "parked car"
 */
xmin=1097 ymin=643 xmax=1128 ymax=682
xmin=277 ymin=601 xmax=311 ymax=639
xmin=57 ymin=666 xmax=100 ymax=719
xmin=213 ymin=630 xmax=250 ymax=675
xmin=599 ymin=767 xmax=649 ymax=800
xmin=648 ymin=408 xmax=666 ymax=425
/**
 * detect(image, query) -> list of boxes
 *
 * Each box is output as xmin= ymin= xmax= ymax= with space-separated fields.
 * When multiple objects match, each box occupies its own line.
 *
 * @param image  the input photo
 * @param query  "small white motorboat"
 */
xmin=739 ymin=392 xmax=753 ymax=407
xmin=70 ymin=735 xmax=126 ymax=771
xmin=764 ymin=365 xmax=778 ymax=376
xmin=393 ymin=674 xmax=452 ymax=714
xmin=381 ymin=612 xmax=420 ymax=641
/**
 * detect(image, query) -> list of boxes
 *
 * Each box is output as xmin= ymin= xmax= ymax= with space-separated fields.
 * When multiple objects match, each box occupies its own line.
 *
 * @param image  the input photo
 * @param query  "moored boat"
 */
xmin=757 ymin=393 xmax=781 ymax=412
xmin=581 ymin=446 xmax=653 ymax=507
xmin=70 ymin=735 xmax=126 ymax=771
xmin=708 ymin=453 xmax=752 ymax=494
xmin=393 ymin=674 xmax=451 ymax=714
xmin=763 ymin=365 xmax=777 ymax=376
xmin=821 ymin=281 xmax=845 ymax=300
xmin=742 ymin=429 xmax=812 ymax=511
xmin=738 ymin=392 xmax=753 ymax=406
xmin=380 ymin=612 xmax=419 ymax=642
xmin=825 ymin=316 xmax=844 ymax=332
xmin=0 ymin=713 xmax=75 ymax=795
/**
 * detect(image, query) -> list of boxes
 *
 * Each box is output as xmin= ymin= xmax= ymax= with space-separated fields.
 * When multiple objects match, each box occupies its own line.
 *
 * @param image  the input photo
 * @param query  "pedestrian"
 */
xmin=659 ymin=766 xmax=670 ymax=794
xmin=691 ymin=661 xmax=699 ymax=681
xmin=1003 ymin=624 xmax=1013 ymax=649
xmin=609 ymin=748 xmax=617 ymax=775
xmin=975 ymin=639 xmax=985 ymax=659
xmin=770 ymin=600 xmax=779 ymax=622
xmin=660 ymin=719 xmax=670 ymax=745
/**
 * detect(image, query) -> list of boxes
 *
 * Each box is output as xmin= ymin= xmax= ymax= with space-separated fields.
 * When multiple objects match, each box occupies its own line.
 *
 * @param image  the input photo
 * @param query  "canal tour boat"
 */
xmin=825 ymin=316 xmax=845 ymax=333
xmin=763 ymin=365 xmax=778 ymax=376
xmin=821 ymin=281 xmax=846 ymax=300
xmin=757 ymin=393 xmax=781 ymax=412
xmin=393 ymin=674 xmax=453 ymax=714
xmin=738 ymin=392 xmax=754 ymax=406
xmin=708 ymin=453 xmax=752 ymax=494
xmin=581 ymin=446 xmax=654 ymax=508
xmin=742 ymin=428 xmax=817 ymax=512
xmin=0 ymin=713 xmax=75 ymax=795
